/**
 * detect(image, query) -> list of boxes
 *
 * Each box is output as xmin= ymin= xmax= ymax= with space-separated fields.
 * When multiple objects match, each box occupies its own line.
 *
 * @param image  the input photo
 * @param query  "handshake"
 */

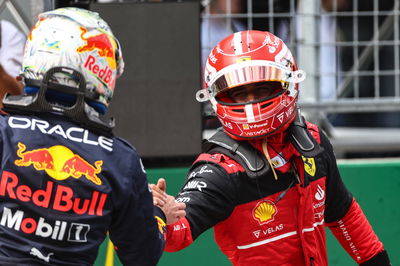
xmin=150 ymin=178 xmax=186 ymax=225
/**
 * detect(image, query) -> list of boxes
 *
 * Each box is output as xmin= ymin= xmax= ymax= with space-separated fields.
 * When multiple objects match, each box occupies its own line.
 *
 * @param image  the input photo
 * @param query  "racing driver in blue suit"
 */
xmin=0 ymin=7 xmax=185 ymax=265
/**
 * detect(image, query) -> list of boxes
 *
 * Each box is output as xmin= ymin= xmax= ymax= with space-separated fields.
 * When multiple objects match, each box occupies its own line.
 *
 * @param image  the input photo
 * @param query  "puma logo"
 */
xmin=30 ymin=247 xmax=54 ymax=263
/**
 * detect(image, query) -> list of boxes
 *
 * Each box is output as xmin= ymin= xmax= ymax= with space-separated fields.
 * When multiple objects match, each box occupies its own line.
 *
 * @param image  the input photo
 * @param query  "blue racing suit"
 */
xmin=0 ymin=113 xmax=165 ymax=265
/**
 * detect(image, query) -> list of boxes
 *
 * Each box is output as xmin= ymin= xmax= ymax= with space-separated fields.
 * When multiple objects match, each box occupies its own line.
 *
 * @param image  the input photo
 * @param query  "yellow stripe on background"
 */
xmin=105 ymin=240 xmax=114 ymax=266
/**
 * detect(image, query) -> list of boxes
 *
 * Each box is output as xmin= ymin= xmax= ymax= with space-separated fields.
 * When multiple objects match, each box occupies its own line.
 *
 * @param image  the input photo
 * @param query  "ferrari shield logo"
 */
xmin=302 ymin=156 xmax=316 ymax=177
xmin=237 ymin=56 xmax=251 ymax=63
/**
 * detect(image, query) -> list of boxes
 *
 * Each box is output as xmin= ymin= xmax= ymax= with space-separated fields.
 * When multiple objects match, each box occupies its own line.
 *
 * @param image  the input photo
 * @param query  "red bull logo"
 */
xmin=155 ymin=216 xmax=166 ymax=236
xmin=15 ymin=143 xmax=54 ymax=171
xmin=15 ymin=142 xmax=102 ymax=185
xmin=77 ymin=27 xmax=116 ymax=69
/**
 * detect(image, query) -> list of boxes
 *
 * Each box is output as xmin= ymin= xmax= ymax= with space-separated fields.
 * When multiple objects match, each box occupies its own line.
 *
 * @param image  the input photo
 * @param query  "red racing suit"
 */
xmin=165 ymin=123 xmax=390 ymax=265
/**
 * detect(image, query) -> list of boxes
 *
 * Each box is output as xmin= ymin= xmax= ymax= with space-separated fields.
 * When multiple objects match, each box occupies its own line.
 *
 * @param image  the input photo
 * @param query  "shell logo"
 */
xmin=252 ymin=200 xmax=277 ymax=225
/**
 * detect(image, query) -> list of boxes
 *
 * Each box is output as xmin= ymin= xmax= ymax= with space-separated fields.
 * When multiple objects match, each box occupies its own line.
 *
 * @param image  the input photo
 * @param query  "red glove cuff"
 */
xmin=165 ymin=217 xmax=193 ymax=252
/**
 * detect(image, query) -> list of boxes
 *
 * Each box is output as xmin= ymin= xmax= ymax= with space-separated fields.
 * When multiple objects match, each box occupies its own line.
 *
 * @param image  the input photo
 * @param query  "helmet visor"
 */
xmin=209 ymin=60 xmax=305 ymax=97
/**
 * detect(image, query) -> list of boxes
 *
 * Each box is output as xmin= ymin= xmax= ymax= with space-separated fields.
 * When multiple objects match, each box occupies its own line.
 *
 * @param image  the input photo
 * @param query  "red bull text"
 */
xmin=84 ymin=55 xmax=114 ymax=87
xmin=0 ymin=171 xmax=107 ymax=216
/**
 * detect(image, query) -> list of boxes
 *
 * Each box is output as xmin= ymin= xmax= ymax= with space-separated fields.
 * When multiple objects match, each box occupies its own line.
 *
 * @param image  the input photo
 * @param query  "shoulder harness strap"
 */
xmin=202 ymin=111 xmax=324 ymax=178
xmin=202 ymin=128 xmax=269 ymax=178
xmin=287 ymin=111 xmax=324 ymax=157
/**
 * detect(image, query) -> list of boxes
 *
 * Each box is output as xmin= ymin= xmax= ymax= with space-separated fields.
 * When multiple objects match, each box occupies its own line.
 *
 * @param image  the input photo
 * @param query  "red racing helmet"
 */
xmin=197 ymin=30 xmax=305 ymax=140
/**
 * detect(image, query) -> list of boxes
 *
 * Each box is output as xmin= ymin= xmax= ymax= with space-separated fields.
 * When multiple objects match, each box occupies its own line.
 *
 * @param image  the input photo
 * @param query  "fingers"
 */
xmin=150 ymin=183 xmax=167 ymax=207
xmin=150 ymin=184 xmax=166 ymax=198
xmin=153 ymin=197 xmax=165 ymax=207
xmin=161 ymin=196 xmax=187 ymax=224
xmin=167 ymin=210 xmax=186 ymax=224
xmin=174 ymin=204 xmax=186 ymax=220
xmin=157 ymin=178 xmax=166 ymax=192
xmin=174 ymin=202 xmax=186 ymax=211
xmin=151 ymin=179 xmax=187 ymax=224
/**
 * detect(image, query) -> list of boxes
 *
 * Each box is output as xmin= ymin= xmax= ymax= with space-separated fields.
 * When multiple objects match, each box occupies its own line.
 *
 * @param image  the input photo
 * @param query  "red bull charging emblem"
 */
xmin=77 ymin=27 xmax=116 ymax=69
xmin=15 ymin=142 xmax=103 ymax=185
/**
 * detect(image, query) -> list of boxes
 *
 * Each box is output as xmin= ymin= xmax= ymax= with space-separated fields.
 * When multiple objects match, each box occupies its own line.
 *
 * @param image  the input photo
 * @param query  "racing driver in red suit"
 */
xmin=0 ymin=7 xmax=185 ymax=265
xmin=151 ymin=30 xmax=391 ymax=265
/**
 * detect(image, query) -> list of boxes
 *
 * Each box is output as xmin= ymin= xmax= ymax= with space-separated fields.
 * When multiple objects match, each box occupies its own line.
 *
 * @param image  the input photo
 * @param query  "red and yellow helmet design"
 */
xmin=22 ymin=7 xmax=124 ymax=110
